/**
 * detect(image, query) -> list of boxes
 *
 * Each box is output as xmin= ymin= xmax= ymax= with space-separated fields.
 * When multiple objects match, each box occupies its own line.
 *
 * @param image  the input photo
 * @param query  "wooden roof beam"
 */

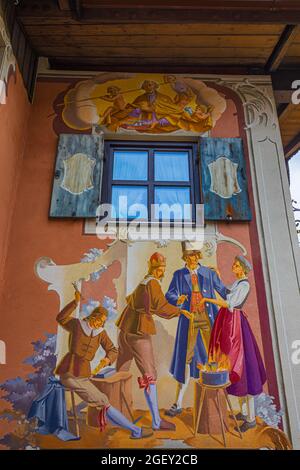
xmin=284 ymin=131 xmax=300 ymax=159
xmin=17 ymin=1 xmax=300 ymax=23
xmin=68 ymin=7 xmax=300 ymax=24
xmin=48 ymin=58 xmax=265 ymax=75
xmin=265 ymin=25 xmax=299 ymax=72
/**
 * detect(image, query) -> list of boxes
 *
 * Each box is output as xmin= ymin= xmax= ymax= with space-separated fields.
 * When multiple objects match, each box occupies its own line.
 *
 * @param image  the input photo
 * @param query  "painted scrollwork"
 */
xmin=215 ymin=78 xmax=276 ymax=132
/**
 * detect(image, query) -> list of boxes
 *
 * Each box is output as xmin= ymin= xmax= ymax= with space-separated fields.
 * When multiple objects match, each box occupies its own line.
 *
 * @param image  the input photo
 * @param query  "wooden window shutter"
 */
xmin=200 ymin=137 xmax=252 ymax=221
xmin=49 ymin=134 xmax=104 ymax=218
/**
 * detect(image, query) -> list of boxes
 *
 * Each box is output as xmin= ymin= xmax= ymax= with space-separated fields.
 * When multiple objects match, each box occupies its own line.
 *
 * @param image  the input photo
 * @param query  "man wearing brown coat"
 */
xmin=55 ymin=291 xmax=153 ymax=439
xmin=116 ymin=252 xmax=191 ymax=431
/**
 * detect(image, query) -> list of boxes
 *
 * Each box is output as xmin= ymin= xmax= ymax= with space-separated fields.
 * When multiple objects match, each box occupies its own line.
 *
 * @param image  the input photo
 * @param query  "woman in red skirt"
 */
xmin=200 ymin=255 xmax=266 ymax=432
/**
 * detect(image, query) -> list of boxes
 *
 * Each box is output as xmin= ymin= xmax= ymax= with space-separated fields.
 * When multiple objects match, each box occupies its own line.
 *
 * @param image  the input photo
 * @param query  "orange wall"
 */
xmin=0 ymin=68 xmax=31 ymax=289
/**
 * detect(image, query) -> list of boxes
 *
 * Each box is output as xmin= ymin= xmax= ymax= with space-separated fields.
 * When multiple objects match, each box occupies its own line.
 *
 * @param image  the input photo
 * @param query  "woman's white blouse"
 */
xmin=226 ymin=279 xmax=250 ymax=312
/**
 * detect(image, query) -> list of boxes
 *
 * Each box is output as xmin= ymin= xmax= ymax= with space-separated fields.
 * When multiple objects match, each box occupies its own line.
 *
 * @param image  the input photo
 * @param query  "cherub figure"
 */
xmin=192 ymin=104 xmax=214 ymax=121
xmin=100 ymin=86 xmax=127 ymax=124
xmin=164 ymin=74 xmax=194 ymax=111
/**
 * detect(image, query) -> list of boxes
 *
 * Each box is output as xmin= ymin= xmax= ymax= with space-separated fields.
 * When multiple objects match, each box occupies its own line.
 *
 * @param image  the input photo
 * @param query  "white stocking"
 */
xmin=238 ymin=396 xmax=248 ymax=416
xmin=246 ymin=395 xmax=255 ymax=422
xmin=175 ymin=365 xmax=190 ymax=409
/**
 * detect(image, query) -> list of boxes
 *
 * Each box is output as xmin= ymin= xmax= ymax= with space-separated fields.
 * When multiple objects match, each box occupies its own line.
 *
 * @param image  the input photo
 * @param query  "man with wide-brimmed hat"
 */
xmin=116 ymin=252 xmax=192 ymax=432
xmin=165 ymin=241 xmax=227 ymax=417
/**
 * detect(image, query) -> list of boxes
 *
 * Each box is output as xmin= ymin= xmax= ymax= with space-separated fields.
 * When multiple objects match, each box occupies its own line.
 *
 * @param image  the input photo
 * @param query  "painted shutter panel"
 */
xmin=49 ymin=134 xmax=104 ymax=218
xmin=200 ymin=137 xmax=251 ymax=221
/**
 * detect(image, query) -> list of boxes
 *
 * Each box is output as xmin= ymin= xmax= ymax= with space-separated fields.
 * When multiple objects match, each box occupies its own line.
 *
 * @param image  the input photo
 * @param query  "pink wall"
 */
xmin=0 ymin=68 xmax=31 ymax=288
xmin=0 ymin=79 xmax=113 ymax=384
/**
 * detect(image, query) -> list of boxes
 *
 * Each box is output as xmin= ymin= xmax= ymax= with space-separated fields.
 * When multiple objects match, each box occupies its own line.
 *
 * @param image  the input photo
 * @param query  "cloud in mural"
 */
xmin=79 ymin=296 xmax=118 ymax=322
xmin=183 ymin=77 xmax=227 ymax=124
xmin=61 ymin=73 xmax=226 ymax=135
xmin=62 ymin=72 xmax=134 ymax=130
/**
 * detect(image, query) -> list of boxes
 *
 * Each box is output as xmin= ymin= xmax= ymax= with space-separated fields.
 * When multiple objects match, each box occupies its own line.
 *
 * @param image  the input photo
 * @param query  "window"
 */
xmin=103 ymin=141 xmax=199 ymax=222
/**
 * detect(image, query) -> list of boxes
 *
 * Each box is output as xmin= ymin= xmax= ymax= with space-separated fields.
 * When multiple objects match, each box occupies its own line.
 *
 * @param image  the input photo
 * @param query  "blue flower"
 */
xmin=80 ymin=248 xmax=103 ymax=263
xmin=255 ymin=393 xmax=283 ymax=427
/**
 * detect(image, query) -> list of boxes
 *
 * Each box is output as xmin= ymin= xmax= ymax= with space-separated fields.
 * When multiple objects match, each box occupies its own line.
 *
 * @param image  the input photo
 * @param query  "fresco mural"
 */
xmin=0 ymin=235 xmax=291 ymax=450
xmin=54 ymin=73 xmax=226 ymax=135
xmin=0 ymin=73 xmax=292 ymax=451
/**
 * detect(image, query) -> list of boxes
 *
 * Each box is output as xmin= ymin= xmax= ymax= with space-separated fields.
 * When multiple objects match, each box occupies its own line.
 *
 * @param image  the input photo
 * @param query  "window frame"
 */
xmin=102 ymin=140 xmax=200 ymax=224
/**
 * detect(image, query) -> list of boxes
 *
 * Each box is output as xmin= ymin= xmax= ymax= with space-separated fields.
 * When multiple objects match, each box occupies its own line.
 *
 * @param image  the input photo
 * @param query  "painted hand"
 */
xmin=92 ymin=358 xmax=110 ymax=376
xmin=199 ymin=298 xmax=207 ymax=306
xmin=177 ymin=294 xmax=188 ymax=305
xmin=74 ymin=290 xmax=81 ymax=304
xmin=180 ymin=309 xmax=193 ymax=321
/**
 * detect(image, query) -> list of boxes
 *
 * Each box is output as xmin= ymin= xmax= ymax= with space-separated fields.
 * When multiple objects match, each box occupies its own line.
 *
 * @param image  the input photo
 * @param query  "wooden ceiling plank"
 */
xmin=35 ymin=45 xmax=273 ymax=58
xmin=281 ymin=56 xmax=300 ymax=65
xmin=284 ymin=131 xmax=300 ymax=158
xmin=292 ymin=32 xmax=300 ymax=41
xmin=41 ymin=54 xmax=264 ymax=66
xmin=47 ymin=58 xmax=266 ymax=75
xmin=20 ymin=22 xmax=285 ymax=35
xmin=279 ymin=103 xmax=298 ymax=122
xmin=29 ymin=34 xmax=279 ymax=48
xmin=285 ymin=44 xmax=300 ymax=56
xmin=81 ymin=1 xmax=300 ymax=6
xmin=282 ymin=128 xmax=300 ymax=135
xmin=16 ymin=4 xmax=300 ymax=24
xmin=56 ymin=9 xmax=300 ymax=24
xmin=282 ymin=124 xmax=300 ymax=131
xmin=281 ymin=116 xmax=300 ymax=123
xmin=81 ymin=0 xmax=300 ymax=8
xmin=265 ymin=25 xmax=299 ymax=72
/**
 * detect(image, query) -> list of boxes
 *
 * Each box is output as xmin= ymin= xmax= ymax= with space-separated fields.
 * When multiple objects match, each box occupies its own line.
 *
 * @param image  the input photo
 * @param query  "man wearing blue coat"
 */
xmin=165 ymin=241 xmax=227 ymax=417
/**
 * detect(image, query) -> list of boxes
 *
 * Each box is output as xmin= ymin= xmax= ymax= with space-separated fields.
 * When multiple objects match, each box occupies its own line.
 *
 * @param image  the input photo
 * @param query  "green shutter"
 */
xmin=200 ymin=137 xmax=252 ymax=221
xmin=49 ymin=134 xmax=104 ymax=218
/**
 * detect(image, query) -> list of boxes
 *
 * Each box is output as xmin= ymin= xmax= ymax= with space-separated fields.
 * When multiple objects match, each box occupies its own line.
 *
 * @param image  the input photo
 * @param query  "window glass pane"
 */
xmin=154 ymin=151 xmax=190 ymax=181
xmin=154 ymin=186 xmax=191 ymax=220
xmin=113 ymin=150 xmax=148 ymax=181
xmin=112 ymin=186 xmax=148 ymax=219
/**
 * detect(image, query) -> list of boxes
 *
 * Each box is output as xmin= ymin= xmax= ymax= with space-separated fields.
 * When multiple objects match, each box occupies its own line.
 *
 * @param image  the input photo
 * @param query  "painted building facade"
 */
xmin=0 ymin=54 xmax=300 ymax=450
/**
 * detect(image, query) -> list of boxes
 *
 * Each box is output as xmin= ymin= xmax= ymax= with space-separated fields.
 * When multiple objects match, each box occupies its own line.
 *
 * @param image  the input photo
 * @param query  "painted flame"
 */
xmin=198 ymin=346 xmax=231 ymax=372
